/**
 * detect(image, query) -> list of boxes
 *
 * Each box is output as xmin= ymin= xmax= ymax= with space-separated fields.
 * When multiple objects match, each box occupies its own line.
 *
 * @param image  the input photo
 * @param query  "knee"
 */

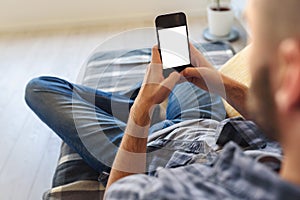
xmin=25 ymin=76 xmax=70 ymax=109
xmin=25 ymin=77 xmax=47 ymax=108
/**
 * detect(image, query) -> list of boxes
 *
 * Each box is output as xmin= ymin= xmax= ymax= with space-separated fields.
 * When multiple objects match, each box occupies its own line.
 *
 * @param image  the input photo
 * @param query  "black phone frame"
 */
xmin=155 ymin=12 xmax=191 ymax=77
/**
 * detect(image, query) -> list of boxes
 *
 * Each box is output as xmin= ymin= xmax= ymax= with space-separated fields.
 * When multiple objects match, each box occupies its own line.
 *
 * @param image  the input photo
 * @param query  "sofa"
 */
xmin=43 ymin=41 xmax=251 ymax=200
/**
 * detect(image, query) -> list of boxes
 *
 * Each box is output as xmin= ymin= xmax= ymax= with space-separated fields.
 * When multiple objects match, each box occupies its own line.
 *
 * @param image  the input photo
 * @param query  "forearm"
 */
xmin=106 ymin=102 xmax=151 ymax=190
xmin=221 ymin=73 xmax=249 ymax=118
xmin=105 ymin=135 xmax=148 ymax=189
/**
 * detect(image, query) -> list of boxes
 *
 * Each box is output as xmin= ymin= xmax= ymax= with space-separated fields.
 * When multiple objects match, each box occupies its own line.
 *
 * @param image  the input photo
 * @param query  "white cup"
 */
xmin=207 ymin=3 xmax=234 ymax=37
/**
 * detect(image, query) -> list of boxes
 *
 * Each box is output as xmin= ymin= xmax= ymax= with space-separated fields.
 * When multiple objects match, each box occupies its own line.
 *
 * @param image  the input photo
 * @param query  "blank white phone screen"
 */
xmin=158 ymin=26 xmax=190 ymax=69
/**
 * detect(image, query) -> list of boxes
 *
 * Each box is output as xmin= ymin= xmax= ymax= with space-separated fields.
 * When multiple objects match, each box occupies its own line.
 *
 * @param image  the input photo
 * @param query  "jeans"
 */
xmin=25 ymin=76 xmax=226 ymax=177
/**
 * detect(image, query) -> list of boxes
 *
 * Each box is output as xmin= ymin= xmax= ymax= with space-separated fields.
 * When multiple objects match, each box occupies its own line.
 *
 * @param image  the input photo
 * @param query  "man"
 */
xmin=105 ymin=0 xmax=300 ymax=198
xmin=25 ymin=0 xmax=300 ymax=199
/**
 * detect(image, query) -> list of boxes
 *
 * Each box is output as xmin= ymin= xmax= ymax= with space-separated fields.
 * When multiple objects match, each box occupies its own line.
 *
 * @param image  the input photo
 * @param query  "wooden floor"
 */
xmin=0 ymin=18 xmax=247 ymax=200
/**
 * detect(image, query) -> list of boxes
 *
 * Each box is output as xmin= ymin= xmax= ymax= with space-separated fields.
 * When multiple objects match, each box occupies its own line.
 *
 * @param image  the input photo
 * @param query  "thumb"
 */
xmin=182 ymin=67 xmax=202 ymax=78
xmin=151 ymin=45 xmax=162 ymax=64
xmin=160 ymin=72 xmax=180 ymax=92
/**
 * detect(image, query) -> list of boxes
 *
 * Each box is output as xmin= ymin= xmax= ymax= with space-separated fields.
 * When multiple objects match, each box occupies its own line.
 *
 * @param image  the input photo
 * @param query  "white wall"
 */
xmin=231 ymin=0 xmax=248 ymax=30
xmin=0 ymin=0 xmax=213 ymax=32
xmin=231 ymin=0 xmax=248 ymax=19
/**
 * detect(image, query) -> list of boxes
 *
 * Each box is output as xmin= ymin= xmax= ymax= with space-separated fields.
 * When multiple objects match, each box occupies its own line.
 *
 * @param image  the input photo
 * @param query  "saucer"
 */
xmin=203 ymin=27 xmax=239 ymax=42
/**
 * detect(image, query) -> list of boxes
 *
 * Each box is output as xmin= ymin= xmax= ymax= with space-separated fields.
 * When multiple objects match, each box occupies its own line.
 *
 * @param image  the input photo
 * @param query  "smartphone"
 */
xmin=155 ymin=12 xmax=191 ymax=77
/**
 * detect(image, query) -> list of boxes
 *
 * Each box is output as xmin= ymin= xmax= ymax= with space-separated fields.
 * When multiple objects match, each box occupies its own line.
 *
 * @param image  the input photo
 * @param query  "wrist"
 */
xmin=221 ymin=73 xmax=248 ymax=100
xmin=130 ymin=102 xmax=152 ymax=126
xmin=125 ymin=114 xmax=150 ymax=138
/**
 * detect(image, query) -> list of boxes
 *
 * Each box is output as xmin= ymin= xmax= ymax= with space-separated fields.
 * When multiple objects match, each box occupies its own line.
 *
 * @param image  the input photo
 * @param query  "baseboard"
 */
xmin=0 ymin=11 xmax=204 ymax=33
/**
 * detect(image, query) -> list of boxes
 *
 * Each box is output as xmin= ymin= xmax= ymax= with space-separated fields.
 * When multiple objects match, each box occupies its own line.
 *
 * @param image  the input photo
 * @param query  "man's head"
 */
xmin=246 ymin=0 xmax=300 ymax=145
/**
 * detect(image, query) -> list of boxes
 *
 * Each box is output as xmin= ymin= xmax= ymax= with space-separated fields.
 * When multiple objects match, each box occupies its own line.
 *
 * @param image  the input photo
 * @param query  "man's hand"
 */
xmin=189 ymin=42 xmax=215 ymax=70
xmin=182 ymin=43 xmax=225 ymax=97
xmin=132 ymin=46 xmax=181 ymax=125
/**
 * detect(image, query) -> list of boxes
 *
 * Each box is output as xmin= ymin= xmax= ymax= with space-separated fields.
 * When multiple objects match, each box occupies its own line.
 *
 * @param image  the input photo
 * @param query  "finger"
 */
xmin=149 ymin=46 xmax=163 ymax=75
xmin=178 ymin=74 xmax=188 ymax=84
xmin=189 ymin=42 xmax=199 ymax=55
xmin=160 ymin=72 xmax=180 ymax=92
xmin=189 ymin=41 xmax=196 ymax=50
xmin=151 ymin=45 xmax=162 ymax=64
xmin=156 ymin=72 xmax=180 ymax=101
xmin=181 ymin=67 xmax=202 ymax=78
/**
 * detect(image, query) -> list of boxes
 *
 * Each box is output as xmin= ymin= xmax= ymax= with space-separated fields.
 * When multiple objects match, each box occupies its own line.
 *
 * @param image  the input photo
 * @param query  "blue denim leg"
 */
xmin=167 ymin=82 xmax=226 ymax=122
xmin=149 ymin=82 xmax=226 ymax=134
xmin=25 ymin=77 xmax=226 ymax=178
xmin=25 ymin=76 xmax=136 ymax=175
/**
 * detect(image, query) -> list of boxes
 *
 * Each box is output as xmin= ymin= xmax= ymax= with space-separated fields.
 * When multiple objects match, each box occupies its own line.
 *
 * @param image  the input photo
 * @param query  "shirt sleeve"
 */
xmin=216 ymin=117 xmax=267 ymax=149
xmin=105 ymin=174 xmax=157 ymax=200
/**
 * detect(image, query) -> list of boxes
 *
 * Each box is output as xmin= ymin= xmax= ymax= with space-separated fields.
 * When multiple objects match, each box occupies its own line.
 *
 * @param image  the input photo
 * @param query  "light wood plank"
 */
xmin=27 ymin=133 xmax=61 ymax=200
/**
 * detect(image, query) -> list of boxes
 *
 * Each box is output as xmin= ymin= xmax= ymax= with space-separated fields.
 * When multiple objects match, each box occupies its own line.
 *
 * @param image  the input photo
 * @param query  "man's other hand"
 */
xmin=182 ymin=43 xmax=225 ymax=97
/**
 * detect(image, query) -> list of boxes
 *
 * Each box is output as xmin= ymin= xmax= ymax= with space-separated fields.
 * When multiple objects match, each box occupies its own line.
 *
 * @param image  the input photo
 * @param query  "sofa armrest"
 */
xmin=219 ymin=45 xmax=251 ymax=118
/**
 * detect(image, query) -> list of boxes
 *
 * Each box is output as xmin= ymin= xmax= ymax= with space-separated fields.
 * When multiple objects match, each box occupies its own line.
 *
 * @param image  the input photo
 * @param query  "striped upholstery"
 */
xmin=79 ymin=43 xmax=235 ymax=92
xmin=43 ymin=42 xmax=235 ymax=200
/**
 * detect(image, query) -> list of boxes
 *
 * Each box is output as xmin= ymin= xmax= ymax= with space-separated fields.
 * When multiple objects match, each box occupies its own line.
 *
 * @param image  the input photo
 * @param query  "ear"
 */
xmin=275 ymin=39 xmax=300 ymax=114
